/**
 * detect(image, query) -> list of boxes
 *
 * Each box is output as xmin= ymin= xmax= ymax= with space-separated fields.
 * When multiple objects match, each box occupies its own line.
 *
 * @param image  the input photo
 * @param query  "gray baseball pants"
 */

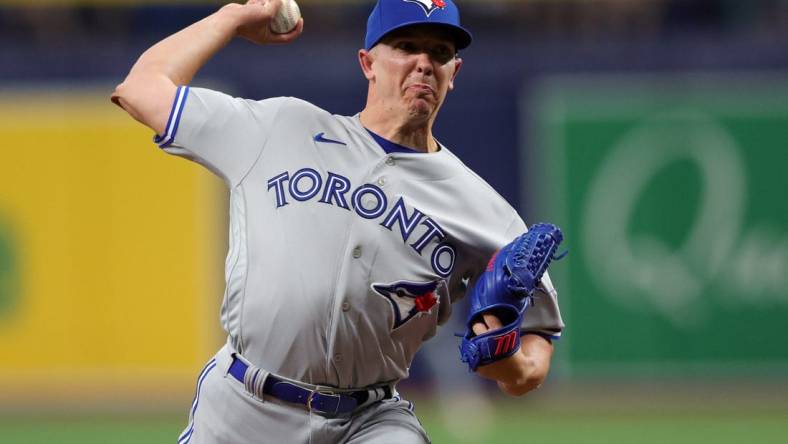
xmin=177 ymin=344 xmax=430 ymax=444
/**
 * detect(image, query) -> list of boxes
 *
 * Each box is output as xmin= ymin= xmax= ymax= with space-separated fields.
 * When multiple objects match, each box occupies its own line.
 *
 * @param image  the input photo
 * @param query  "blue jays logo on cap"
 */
xmin=372 ymin=280 xmax=444 ymax=330
xmin=364 ymin=0 xmax=473 ymax=50
xmin=404 ymin=0 xmax=446 ymax=17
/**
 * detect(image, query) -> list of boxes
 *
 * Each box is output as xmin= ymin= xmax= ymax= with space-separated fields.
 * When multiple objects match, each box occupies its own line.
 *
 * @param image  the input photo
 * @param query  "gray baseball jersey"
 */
xmin=158 ymin=86 xmax=564 ymax=390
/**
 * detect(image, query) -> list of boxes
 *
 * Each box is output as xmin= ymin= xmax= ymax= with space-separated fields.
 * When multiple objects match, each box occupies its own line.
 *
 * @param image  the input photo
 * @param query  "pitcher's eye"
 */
xmin=395 ymin=41 xmax=419 ymax=53
xmin=430 ymin=45 xmax=454 ymax=64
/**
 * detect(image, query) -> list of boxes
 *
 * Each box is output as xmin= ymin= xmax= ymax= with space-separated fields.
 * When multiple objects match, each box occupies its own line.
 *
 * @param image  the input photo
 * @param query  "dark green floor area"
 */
xmin=2 ymin=408 xmax=787 ymax=444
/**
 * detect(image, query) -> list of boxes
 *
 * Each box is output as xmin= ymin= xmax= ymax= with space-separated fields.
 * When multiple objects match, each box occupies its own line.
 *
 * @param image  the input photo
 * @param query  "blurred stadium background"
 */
xmin=1 ymin=0 xmax=787 ymax=442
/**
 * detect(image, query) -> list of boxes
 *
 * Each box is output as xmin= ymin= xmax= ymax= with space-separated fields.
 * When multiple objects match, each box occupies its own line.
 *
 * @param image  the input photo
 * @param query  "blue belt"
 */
xmin=228 ymin=356 xmax=391 ymax=416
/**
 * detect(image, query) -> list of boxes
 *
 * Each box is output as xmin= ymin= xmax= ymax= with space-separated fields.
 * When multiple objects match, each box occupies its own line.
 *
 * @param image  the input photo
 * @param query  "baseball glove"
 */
xmin=458 ymin=223 xmax=565 ymax=371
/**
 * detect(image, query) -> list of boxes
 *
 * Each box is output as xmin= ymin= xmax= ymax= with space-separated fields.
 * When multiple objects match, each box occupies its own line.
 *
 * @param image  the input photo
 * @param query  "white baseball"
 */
xmin=270 ymin=0 xmax=301 ymax=34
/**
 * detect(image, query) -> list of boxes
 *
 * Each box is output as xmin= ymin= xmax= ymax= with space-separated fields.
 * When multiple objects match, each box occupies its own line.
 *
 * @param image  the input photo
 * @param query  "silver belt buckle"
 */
xmin=307 ymin=390 xmax=341 ymax=414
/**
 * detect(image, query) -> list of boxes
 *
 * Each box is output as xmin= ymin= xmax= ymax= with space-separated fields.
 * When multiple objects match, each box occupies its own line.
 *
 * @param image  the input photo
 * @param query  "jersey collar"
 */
xmin=365 ymin=128 xmax=437 ymax=155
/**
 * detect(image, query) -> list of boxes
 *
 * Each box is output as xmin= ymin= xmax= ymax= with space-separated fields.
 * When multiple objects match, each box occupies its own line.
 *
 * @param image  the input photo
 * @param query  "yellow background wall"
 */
xmin=0 ymin=90 xmax=225 ymax=406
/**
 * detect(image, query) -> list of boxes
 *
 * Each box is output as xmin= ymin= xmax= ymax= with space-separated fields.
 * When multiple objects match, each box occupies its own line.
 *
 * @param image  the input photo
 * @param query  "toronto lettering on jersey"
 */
xmin=267 ymin=168 xmax=456 ymax=277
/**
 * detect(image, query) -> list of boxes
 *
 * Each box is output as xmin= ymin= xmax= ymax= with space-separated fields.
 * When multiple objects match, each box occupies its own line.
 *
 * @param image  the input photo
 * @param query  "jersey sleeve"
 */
xmin=505 ymin=216 xmax=566 ymax=340
xmin=155 ymin=86 xmax=288 ymax=186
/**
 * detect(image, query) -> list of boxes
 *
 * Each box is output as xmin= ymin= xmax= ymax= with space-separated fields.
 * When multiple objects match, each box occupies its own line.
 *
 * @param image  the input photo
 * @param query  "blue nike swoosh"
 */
xmin=313 ymin=132 xmax=347 ymax=146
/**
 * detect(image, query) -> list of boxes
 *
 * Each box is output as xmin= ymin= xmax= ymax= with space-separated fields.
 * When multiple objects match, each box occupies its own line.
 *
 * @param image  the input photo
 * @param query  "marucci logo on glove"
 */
xmin=493 ymin=330 xmax=519 ymax=356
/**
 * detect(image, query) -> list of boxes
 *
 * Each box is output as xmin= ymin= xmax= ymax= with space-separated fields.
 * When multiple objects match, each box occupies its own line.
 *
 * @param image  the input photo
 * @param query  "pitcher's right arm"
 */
xmin=111 ymin=0 xmax=302 ymax=135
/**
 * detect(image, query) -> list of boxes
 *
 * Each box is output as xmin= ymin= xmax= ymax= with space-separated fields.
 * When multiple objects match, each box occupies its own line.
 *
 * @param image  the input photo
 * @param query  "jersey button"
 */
xmin=352 ymin=246 xmax=362 ymax=258
xmin=377 ymin=177 xmax=386 ymax=186
xmin=385 ymin=157 xmax=395 ymax=166
xmin=341 ymin=301 xmax=350 ymax=312
xmin=334 ymin=353 xmax=343 ymax=362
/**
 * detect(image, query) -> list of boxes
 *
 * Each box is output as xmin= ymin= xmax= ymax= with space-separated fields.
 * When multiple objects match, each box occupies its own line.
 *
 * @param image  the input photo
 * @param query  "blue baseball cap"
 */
xmin=365 ymin=0 xmax=473 ymax=51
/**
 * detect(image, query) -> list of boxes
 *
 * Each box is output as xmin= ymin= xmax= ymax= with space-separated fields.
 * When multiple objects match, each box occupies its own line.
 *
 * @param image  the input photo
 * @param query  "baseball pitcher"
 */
xmin=112 ymin=0 xmax=565 ymax=442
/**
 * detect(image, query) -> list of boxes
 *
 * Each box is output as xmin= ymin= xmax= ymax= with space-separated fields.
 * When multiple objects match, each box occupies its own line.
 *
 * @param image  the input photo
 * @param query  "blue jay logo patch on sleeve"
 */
xmin=372 ymin=279 xmax=444 ymax=330
xmin=404 ymin=0 xmax=446 ymax=17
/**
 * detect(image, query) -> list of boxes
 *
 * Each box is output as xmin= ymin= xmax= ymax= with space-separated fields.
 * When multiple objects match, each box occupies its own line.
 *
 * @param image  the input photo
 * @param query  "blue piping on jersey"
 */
xmin=154 ymin=85 xmax=189 ymax=148
xmin=365 ymin=128 xmax=431 ymax=154
xmin=178 ymin=358 xmax=217 ymax=444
